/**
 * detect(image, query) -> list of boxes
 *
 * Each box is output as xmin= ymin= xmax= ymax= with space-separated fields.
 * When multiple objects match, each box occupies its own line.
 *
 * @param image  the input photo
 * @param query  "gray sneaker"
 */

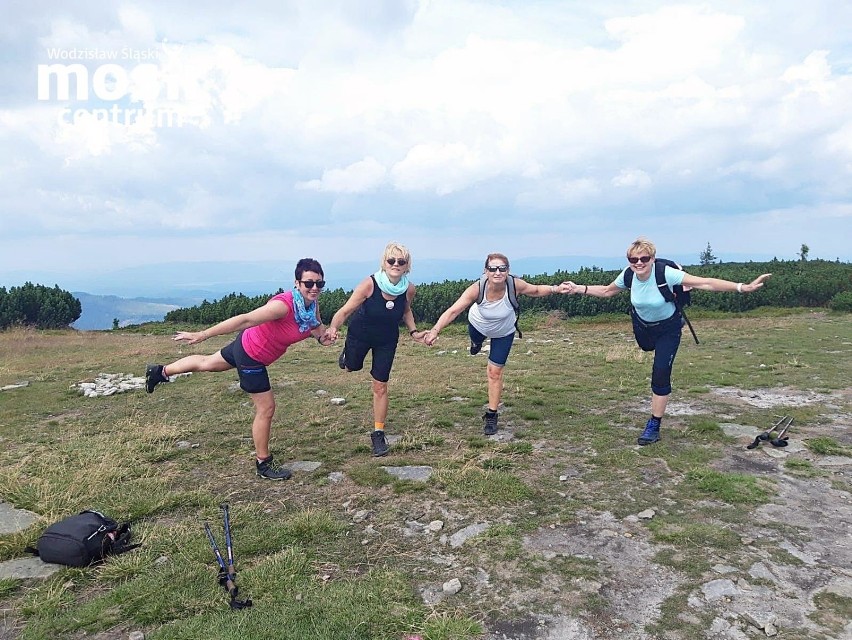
xmin=255 ymin=455 xmax=292 ymax=480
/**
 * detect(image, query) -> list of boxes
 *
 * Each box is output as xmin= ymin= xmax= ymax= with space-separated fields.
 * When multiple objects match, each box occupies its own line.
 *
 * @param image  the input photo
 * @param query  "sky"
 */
xmin=2 ymin=0 xmax=852 ymax=293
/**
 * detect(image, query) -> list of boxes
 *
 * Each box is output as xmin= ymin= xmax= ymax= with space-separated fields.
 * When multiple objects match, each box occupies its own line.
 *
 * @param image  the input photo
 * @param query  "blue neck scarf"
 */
xmin=374 ymin=270 xmax=409 ymax=296
xmin=291 ymin=287 xmax=321 ymax=332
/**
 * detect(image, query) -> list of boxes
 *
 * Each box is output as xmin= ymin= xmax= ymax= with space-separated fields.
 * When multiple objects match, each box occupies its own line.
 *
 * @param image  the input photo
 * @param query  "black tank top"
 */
xmin=347 ymin=275 xmax=407 ymax=345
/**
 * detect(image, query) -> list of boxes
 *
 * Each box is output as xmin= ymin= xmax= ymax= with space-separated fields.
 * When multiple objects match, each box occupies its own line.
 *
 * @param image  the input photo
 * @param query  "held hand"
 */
xmin=410 ymin=330 xmax=428 ymax=344
xmin=744 ymin=273 xmax=772 ymax=292
xmin=317 ymin=331 xmax=336 ymax=346
xmin=173 ymin=331 xmax=206 ymax=344
xmin=424 ymin=329 xmax=439 ymax=346
xmin=553 ymin=282 xmax=571 ymax=294
xmin=325 ymin=327 xmax=339 ymax=342
xmin=563 ymin=281 xmax=579 ymax=295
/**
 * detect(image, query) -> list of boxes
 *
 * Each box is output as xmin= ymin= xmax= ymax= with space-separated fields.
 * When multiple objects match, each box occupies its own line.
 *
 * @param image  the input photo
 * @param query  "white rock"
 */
xmin=330 ymin=397 xmax=347 ymax=405
xmin=442 ymin=578 xmax=462 ymax=595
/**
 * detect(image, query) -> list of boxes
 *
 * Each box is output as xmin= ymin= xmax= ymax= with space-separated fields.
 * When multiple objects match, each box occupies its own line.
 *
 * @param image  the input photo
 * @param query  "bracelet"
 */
xmin=584 ymin=285 xmax=588 ymax=294
xmin=737 ymin=282 xmax=743 ymax=293
xmin=316 ymin=335 xmax=323 ymax=344
xmin=409 ymin=329 xmax=417 ymax=336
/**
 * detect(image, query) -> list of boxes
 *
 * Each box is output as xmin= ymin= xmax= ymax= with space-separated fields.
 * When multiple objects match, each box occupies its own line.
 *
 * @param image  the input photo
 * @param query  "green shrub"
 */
xmin=829 ymin=291 xmax=852 ymax=312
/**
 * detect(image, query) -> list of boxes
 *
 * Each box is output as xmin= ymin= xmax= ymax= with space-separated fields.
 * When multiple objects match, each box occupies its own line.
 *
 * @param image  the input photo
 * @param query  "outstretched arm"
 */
xmin=401 ymin=284 xmax=429 ymax=343
xmin=423 ymin=283 xmax=480 ymax=345
xmin=681 ymin=272 xmax=771 ymax=293
xmin=563 ymin=281 xmax=623 ymax=298
xmin=173 ymin=299 xmax=289 ymax=344
xmin=513 ymin=279 xmax=571 ymax=297
xmin=324 ymin=277 xmax=373 ymax=342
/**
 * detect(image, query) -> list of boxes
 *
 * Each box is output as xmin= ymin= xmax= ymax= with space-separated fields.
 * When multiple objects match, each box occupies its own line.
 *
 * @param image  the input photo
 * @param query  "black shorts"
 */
xmin=341 ymin=333 xmax=398 ymax=383
xmin=220 ymin=332 xmax=271 ymax=394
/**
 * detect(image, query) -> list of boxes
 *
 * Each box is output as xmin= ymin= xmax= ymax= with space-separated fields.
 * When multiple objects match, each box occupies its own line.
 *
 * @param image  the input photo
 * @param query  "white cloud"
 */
xmin=612 ymin=169 xmax=652 ymax=189
xmin=2 ymin=0 xmax=852 ymax=282
xmin=297 ymin=156 xmax=387 ymax=193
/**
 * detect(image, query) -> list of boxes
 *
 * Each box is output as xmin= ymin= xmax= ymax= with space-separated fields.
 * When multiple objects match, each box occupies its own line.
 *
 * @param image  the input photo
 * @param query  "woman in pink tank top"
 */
xmin=144 ymin=258 xmax=334 ymax=481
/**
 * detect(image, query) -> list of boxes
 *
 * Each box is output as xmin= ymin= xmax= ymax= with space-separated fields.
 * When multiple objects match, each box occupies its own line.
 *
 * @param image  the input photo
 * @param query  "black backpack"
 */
xmin=476 ymin=274 xmax=522 ymax=338
xmin=29 ymin=510 xmax=140 ymax=567
xmin=624 ymin=258 xmax=699 ymax=344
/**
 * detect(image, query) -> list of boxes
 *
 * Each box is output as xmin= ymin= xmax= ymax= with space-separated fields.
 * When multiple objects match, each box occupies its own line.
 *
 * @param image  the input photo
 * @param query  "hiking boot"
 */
xmin=145 ymin=364 xmax=169 ymax=393
xmin=470 ymin=340 xmax=483 ymax=355
xmin=637 ymin=418 xmax=661 ymax=446
xmin=255 ymin=455 xmax=292 ymax=480
xmin=338 ymin=350 xmax=346 ymax=370
xmin=371 ymin=430 xmax=390 ymax=457
xmin=483 ymin=410 xmax=498 ymax=435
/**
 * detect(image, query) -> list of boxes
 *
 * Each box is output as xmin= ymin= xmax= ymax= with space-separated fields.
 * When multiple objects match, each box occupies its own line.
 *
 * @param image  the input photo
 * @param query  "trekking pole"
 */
xmin=747 ymin=415 xmax=788 ymax=450
xmin=680 ymin=308 xmax=699 ymax=345
xmin=203 ymin=521 xmax=230 ymax=585
xmin=221 ymin=503 xmax=252 ymax=610
xmin=770 ymin=416 xmax=793 ymax=447
xmin=203 ymin=510 xmax=252 ymax=610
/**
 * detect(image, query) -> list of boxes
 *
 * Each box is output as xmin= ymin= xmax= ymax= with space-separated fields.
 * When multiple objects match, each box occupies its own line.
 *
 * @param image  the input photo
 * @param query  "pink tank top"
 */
xmin=241 ymin=291 xmax=312 ymax=365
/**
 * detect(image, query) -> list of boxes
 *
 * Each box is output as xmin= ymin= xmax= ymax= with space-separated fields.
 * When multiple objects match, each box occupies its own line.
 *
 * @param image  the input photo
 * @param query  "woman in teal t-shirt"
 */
xmin=564 ymin=237 xmax=771 ymax=446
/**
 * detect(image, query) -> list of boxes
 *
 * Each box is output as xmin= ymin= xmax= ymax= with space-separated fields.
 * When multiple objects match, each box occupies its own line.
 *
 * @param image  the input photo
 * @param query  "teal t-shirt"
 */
xmin=615 ymin=265 xmax=685 ymax=322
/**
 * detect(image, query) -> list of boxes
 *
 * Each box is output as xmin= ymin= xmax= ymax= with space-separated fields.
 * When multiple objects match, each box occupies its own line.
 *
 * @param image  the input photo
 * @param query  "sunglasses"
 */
xmin=486 ymin=265 xmax=509 ymax=273
xmin=386 ymin=258 xmax=408 ymax=266
xmin=627 ymin=256 xmax=652 ymax=264
xmin=299 ymin=280 xmax=326 ymax=289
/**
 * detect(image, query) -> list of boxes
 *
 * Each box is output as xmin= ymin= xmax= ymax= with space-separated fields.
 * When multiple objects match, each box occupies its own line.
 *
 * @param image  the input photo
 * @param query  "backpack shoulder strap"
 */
xmin=476 ymin=275 xmax=487 ymax=305
xmin=506 ymin=275 xmax=519 ymax=312
xmin=623 ymin=267 xmax=634 ymax=289
xmin=654 ymin=261 xmax=675 ymax=303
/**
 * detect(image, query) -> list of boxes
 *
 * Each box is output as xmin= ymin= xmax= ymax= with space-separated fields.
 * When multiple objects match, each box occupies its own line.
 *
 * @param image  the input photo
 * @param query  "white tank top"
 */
xmin=468 ymin=286 xmax=516 ymax=338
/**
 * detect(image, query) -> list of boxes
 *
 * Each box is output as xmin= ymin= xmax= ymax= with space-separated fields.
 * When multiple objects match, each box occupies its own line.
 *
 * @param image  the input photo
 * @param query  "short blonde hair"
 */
xmin=381 ymin=242 xmax=412 ymax=274
xmin=627 ymin=238 xmax=656 ymax=259
xmin=484 ymin=253 xmax=510 ymax=272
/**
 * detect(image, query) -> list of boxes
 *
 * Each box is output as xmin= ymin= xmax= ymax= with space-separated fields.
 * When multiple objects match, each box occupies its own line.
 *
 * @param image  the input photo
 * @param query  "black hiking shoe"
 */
xmin=483 ymin=410 xmax=498 ymax=435
xmin=637 ymin=418 xmax=661 ymax=446
xmin=470 ymin=340 xmax=483 ymax=355
xmin=371 ymin=430 xmax=390 ymax=457
xmin=338 ymin=350 xmax=346 ymax=370
xmin=255 ymin=455 xmax=292 ymax=480
xmin=145 ymin=364 xmax=169 ymax=393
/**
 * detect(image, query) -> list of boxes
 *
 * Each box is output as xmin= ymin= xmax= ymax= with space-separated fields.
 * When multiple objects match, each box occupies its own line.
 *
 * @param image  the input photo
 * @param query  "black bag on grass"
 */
xmin=32 ymin=510 xmax=140 ymax=566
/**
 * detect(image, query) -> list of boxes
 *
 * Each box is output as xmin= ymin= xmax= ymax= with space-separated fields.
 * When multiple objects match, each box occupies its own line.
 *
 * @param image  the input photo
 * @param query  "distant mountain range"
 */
xmin=7 ymin=253 xmax=772 ymax=330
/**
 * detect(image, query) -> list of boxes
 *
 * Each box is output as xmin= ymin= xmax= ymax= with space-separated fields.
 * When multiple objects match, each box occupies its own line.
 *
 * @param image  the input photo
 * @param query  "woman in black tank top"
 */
xmin=325 ymin=243 xmax=428 ymax=457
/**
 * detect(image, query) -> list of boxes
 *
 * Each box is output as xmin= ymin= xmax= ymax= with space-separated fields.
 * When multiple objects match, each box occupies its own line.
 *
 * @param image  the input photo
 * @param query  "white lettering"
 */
xmin=91 ymin=64 xmax=129 ymax=101
xmin=38 ymin=63 xmax=88 ymax=100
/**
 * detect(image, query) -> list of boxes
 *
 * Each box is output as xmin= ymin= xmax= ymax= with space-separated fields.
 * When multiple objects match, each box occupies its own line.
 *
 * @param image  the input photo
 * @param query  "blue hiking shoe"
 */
xmin=637 ymin=418 xmax=661 ymax=446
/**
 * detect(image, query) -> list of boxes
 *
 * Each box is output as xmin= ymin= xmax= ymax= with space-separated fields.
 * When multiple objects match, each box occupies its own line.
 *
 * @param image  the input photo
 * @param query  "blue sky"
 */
xmin=2 ymin=0 xmax=852 ymax=291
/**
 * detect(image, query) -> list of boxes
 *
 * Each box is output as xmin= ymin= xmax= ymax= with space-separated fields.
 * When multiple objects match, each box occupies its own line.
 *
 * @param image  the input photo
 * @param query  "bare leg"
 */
xmin=371 ymin=379 xmax=389 ymax=425
xmin=165 ymin=351 xmax=232 ymax=376
xmin=486 ymin=362 xmax=504 ymax=411
xmin=249 ymin=390 xmax=276 ymax=460
xmin=651 ymin=393 xmax=669 ymax=418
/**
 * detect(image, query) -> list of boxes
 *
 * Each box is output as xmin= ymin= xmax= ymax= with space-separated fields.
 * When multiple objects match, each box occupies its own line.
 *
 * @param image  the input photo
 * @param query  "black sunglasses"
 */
xmin=486 ymin=265 xmax=508 ymax=272
xmin=627 ymin=256 xmax=652 ymax=264
xmin=386 ymin=258 xmax=408 ymax=266
xmin=299 ymin=280 xmax=326 ymax=289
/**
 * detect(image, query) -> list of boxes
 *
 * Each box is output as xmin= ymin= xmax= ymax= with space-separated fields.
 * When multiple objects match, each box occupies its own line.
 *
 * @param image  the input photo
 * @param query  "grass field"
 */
xmin=0 ymin=309 xmax=850 ymax=639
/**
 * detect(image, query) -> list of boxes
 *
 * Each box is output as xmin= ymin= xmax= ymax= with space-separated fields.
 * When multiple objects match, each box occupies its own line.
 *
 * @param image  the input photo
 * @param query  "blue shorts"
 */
xmin=220 ymin=332 xmax=271 ymax=394
xmin=468 ymin=324 xmax=514 ymax=367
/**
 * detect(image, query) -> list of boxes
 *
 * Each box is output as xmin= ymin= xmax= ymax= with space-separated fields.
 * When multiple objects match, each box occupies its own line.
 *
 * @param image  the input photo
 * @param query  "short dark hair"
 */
xmin=295 ymin=258 xmax=324 ymax=280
